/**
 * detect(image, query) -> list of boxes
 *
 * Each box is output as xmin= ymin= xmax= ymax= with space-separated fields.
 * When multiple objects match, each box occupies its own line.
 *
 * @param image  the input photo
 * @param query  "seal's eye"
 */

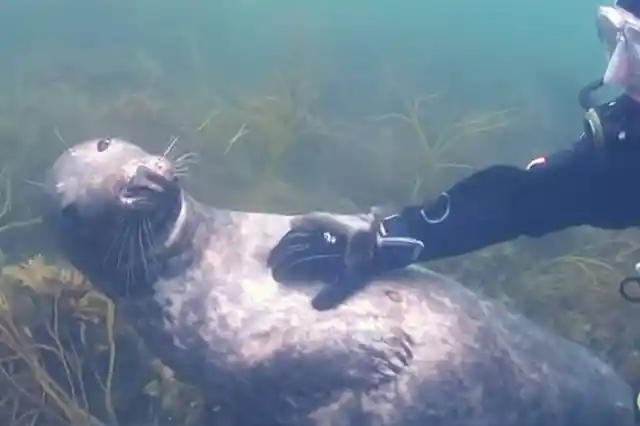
xmin=97 ymin=139 xmax=111 ymax=152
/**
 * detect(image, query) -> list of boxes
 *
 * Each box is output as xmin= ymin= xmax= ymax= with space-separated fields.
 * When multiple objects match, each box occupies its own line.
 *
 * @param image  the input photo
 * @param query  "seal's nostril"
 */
xmin=97 ymin=139 xmax=111 ymax=152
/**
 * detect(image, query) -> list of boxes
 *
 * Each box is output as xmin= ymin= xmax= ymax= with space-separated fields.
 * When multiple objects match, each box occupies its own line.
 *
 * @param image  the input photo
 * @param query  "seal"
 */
xmin=42 ymin=137 xmax=636 ymax=426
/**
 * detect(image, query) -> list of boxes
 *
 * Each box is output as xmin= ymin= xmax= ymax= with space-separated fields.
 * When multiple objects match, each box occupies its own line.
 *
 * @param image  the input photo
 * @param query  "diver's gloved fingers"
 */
xmin=278 ymin=242 xmax=312 ymax=259
xmin=267 ymin=243 xmax=310 ymax=269
xmin=266 ymin=233 xmax=309 ymax=268
xmin=271 ymin=252 xmax=344 ymax=284
xmin=276 ymin=231 xmax=314 ymax=247
xmin=290 ymin=212 xmax=356 ymax=236
xmin=287 ymin=253 xmax=343 ymax=270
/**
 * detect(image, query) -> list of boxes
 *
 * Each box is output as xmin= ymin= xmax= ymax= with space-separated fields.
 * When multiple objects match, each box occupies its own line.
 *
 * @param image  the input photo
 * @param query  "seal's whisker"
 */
xmin=124 ymin=267 xmax=133 ymax=298
xmin=104 ymin=217 xmax=128 ymax=269
xmin=174 ymin=168 xmax=191 ymax=178
xmin=142 ymin=217 xmax=160 ymax=270
xmin=174 ymin=160 xmax=198 ymax=170
xmin=116 ymin=224 xmax=133 ymax=276
xmin=24 ymin=179 xmax=46 ymax=189
xmin=104 ymin=214 xmax=162 ymax=296
xmin=113 ymin=226 xmax=127 ymax=272
xmin=137 ymin=222 xmax=149 ymax=285
xmin=179 ymin=158 xmax=198 ymax=166
xmin=54 ymin=127 xmax=68 ymax=148
xmin=173 ymin=151 xmax=198 ymax=161
xmin=176 ymin=152 xmax=198 ymax=163
xmin=139 ymin=218 xmax=155 ymax=273
xmin=103 ymin=225 xmax=122 ymax=269
xmin=174 ymin=164 xmax=191 ymax=173
xmin=173 ymin=152 xmax=199 ymax=166
xmin=173 ymin=151 xmax=198 ymax=178
xmin=125 ymin=225 xmax=137 ymax=297
xmin=162 ymin=136 xmax=180 ymax=159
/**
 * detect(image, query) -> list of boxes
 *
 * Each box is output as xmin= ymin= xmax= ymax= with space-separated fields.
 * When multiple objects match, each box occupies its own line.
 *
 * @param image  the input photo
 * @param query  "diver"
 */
xmin=267 ymin=0 xmax=640 ymax=303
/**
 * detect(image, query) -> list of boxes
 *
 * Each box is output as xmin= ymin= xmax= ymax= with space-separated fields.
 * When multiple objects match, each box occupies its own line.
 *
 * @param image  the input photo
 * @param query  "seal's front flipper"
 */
xmin=311 ymin=270 xmax=370 ymax=311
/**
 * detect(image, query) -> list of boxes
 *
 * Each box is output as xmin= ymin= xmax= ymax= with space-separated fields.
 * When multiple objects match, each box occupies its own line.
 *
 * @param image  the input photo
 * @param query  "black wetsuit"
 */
xmin=401 ymin=126 xmax=640 ymax=262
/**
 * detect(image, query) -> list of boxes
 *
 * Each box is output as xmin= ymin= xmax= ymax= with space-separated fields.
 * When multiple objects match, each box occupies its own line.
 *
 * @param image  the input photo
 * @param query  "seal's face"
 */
xmin=45 ymin=137 xmax=184 ymax=297
xmin=47 ymin=137 xmax=179 ymax=216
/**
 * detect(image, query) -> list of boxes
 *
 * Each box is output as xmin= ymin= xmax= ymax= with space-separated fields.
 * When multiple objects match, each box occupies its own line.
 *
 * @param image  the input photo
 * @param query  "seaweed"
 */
xmin=234 ymin=70 xmax=319 ymax=196
xmin=0 ymin=254 xmax=207 ymax=426
xmin=0 ymin=255 xmax=114 ymax=425
xmin=368 ymin=91 xmax=515 ymax=201
xmin=0 ymin=170 xmax=42 ymax=237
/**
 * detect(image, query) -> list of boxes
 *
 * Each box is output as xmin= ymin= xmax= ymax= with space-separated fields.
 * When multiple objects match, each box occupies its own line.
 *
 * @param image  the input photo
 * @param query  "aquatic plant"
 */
xmin=368 ymin=92 xmax=515 ymax=201
xmin=0 ymin=255 xmax=114 ymax=425
xmin=0 ymin=254 xmax=206 ymax=426
xmin=222 ymin=68 xmax=329 ymax=207
xmin=0 ymin=170 xmax=42 ymax=237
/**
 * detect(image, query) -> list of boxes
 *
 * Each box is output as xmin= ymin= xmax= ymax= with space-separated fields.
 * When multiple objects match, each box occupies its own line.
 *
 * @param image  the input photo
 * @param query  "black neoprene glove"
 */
xmin=267 ymin=212 xmax=425 ymax=286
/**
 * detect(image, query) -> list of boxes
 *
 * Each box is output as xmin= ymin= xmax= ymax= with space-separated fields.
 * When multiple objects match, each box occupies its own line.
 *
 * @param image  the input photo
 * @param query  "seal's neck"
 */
xmin=66 ymin=190 xmax=203 ymax=300
xmin=142 ymin=190 xmax=205 ymax=284
xmin=150 ymin=192 xmax=230 ymax=288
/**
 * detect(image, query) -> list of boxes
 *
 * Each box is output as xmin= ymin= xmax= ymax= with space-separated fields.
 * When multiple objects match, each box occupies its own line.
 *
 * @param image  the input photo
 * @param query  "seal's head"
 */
xmin=44 ymin=137 xmax=186 ymax=298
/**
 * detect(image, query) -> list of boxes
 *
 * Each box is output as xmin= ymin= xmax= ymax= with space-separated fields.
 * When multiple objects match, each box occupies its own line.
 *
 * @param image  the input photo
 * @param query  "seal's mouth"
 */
xmin=119 ymin=165 xmax=179 ymax=209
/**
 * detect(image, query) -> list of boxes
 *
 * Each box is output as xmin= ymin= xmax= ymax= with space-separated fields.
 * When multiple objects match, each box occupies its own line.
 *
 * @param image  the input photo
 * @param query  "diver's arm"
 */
xmin=388 ymin=133 xmax=640 ymax=262
xmin=267 ymin=97 xmax=640 ymax=282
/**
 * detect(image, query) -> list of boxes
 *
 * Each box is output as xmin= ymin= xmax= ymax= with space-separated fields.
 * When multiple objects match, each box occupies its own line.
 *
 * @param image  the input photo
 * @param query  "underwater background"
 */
xmin=0 ymin=0 xmax=638 ymax=424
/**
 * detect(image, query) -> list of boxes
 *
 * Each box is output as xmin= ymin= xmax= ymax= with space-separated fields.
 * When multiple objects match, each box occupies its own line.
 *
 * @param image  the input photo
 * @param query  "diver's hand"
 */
xmin=267 ymin=213 xmax=350 ymax=284
xmin=267 ymin=212 xmax=425 ymax=285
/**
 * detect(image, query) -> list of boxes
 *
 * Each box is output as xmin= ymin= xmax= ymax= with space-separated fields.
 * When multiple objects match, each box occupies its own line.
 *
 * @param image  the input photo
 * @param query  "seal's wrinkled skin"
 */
xmin=43 ymin=138 xmax=636 ymax=426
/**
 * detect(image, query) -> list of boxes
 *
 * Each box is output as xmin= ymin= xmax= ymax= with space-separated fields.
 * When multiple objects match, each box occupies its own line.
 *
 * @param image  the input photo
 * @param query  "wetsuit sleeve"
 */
xmin=398 ymin=133 xmax=640 ymax=262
